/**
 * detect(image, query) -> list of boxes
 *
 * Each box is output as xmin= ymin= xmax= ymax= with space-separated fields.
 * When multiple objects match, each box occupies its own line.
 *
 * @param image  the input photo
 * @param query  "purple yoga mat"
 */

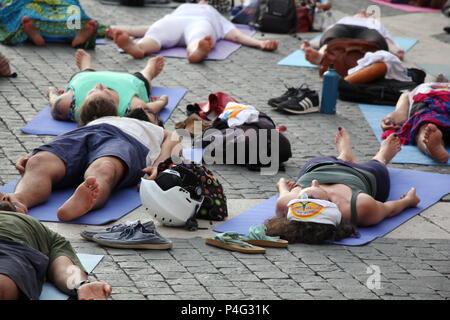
xmin=213 ymin=168 xmax=450 ymax=246
xmin=123 ymin=24 xmax=256 ymax=60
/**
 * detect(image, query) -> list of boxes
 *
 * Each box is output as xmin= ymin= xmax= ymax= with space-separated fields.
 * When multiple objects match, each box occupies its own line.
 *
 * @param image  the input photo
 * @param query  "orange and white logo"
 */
xmin=288 ymin=201 xmax=325 ymax=220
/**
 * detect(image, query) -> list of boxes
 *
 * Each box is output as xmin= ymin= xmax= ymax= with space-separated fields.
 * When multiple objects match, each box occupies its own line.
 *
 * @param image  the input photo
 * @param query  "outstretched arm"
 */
xmin=142 ymin=129 xmax=182 ymax=179
xmin=356 ymin=187 xmax=420 ymax=226
xmin=223 ymin=28 xmax=278 ymax=51
xmin=48 ymin=256 xmax=111 ymax=300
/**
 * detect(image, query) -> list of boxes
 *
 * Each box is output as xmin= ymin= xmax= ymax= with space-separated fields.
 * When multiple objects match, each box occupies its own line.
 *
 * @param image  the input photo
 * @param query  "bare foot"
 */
xmin=57 ymin=176 xmax=99 ymax=221
xmin=259 ymin=40 xmax=278 ymax=51
xmin=144 ymin=56 xmax=165 ymax=80
xmin=373 ymin=133 xmax=402 ymax=165
xmin=72 ymin=20 xmax=98 ymax=48
xmin=114 ymin=30 xmax=145 ymax=59
xmin=421 ymin=123 xmax=449 ymax=163
xmin=75 ymin=49 xmax=93 ymax=71
xmin=188 ymin=35 xmax=213 ymax=63
xmin=304 ymin=47 xmax=323 ymax=65
xmin=400 ymin=187 xmax=420 ymax=208
xmin=335 ymin=127 xmax=357 ymax=162
xmin=22 ymin=16 xmax=45 ymax=46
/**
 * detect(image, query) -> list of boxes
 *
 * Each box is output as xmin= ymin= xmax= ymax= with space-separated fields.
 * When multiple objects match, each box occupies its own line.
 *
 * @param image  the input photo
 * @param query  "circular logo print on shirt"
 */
xmin=289 ymin=201 xmax=325 ymax=220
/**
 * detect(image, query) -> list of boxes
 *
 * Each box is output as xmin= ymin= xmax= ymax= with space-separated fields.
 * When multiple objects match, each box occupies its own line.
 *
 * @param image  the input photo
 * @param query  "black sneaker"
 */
xmin=277 ymin=87 xmax=319 ymax=114
xmin=268 ymin=86 xmax=300 ymax=108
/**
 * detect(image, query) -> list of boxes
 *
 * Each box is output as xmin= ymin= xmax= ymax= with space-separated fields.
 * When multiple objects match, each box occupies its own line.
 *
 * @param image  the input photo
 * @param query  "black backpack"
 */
xmin=338 ymin=68 xmax=426 ymax=106
xmin=195 ymin=112 xmax=292 ymax=171
xmin=253 ymin=0 xmax=297 ymax=33
xmin=119 ymin=0 xmax=144 ymax=6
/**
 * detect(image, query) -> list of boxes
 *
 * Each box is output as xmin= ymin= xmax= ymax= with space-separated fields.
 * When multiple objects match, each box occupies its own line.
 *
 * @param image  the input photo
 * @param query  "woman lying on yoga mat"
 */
xmin=108 ymin=1 xmax=278 ymax=63
xmin=0 ymin=206 xmax=111 ymax=300
xmin=0 ymin=0 xmax=106 ymax=48
xmin=48 ymin=49 xmax=168 ymax=126
xmin=301 ymin=9 xmax=405 ymax=66
xmin=380 ymin=79 xmax=450 ymax=163
xmin=265 ymin=127 xmax=420 ymax=244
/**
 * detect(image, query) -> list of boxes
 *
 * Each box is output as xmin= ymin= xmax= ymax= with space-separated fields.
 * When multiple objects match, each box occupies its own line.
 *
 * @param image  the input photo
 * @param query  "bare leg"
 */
xmin=372 ymin=134 xmax=402 ymax=165
xmin=8 ymin=152 xmax=66 ymax=213
xmin=21 ymin=16 xmax=45 ymax=46
xmin=139 ymin=56 xmax=165 ymax=84
xmin=57 ymin=156 xmax=126 ymax=221
xmin=75 ymin=49 xmax=95 ymax=71
xmin=187 ymin=35 xmax=214 ymax=63
xmin=381 ymin=92 xmax=410 ymax=131
xmin=71 ymin=20 xmax=98 ymax=48
xmin=0 ymin=275 xmax=20 ymax=300
xmin=416 ymin=123 xmax=449 ymax=163
xmin=114 ymin=30 xmax=160 ymax=59
xmin=335 ymin=127 xmax=357 ymax=163
xmin=223 ymin=28 xmax=278 ymax=51
xmin=105 ymin=26 xmax=148 ymax=39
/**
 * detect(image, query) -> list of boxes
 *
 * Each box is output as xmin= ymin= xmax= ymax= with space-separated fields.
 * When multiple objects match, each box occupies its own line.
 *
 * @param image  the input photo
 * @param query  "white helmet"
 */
xmin=139 ymin=169 xmax=203 ymax=227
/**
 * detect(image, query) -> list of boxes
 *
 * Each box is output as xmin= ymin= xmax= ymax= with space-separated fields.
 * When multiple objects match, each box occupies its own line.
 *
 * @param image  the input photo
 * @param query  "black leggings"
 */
xmin=319 ymin=24 xmax=389 ymax=51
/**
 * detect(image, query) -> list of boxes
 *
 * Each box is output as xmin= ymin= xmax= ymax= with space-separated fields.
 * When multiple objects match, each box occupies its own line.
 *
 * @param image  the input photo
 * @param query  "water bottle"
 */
xmin=320 ymin=65 xmax=340 ymax=114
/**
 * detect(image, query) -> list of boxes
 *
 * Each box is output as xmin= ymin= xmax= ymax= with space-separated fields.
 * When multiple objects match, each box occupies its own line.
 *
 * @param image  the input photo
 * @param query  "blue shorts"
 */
xmin=33 ymin=123 xmax=149 ymax=189
xmin=297 ymin=156 xmax=390 ymax=202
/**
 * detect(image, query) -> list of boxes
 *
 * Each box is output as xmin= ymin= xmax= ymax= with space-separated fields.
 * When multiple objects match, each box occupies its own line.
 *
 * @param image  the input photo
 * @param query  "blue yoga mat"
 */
xmin=0 ymin=146 xmax=202 ymax=224
xmin=21 ymin=86 xmax=188 ymax=136
xmin=277 ymin=37 xmax=417 ymax=68
xmin=415 ymin=63 xmax=450 ymax=80
xmin=40 ymin=254 xmax=103 ymax=300
xmin=0 ymin=180 xmax=141 ymax=225
xmin=360 ymin=104 xmax=450 ymax=165
xmin=213 ymin=168 xmax=450 ymax=246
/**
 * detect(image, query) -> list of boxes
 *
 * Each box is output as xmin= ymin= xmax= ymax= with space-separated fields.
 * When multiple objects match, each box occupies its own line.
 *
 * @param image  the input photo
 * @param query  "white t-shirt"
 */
xmin=87 ymin=117 xmax=164 ymax=166
xmin=168 ymin=3 xmax=236 ymax=39
xmin=326 ymin=17 xmax=397 ymax=46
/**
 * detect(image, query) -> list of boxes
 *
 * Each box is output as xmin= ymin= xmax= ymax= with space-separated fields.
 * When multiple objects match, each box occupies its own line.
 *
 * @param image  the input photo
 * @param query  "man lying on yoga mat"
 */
xmin=265 ymin=127 xmax=420 ymax=244
xmin=0 ymin=117 xmax=182 ymax=221
xmin=48 ymin=49 xmax=168 ymax=126
xmin=108 ymin=1 xmax=278 ymax=63
xmin=0 ymin=206 xmax=111 ymax=300
xmin=301 ymin=9 xmax=405 ymax=66
xmin=380 ymin=79 xmax=450 ymax=163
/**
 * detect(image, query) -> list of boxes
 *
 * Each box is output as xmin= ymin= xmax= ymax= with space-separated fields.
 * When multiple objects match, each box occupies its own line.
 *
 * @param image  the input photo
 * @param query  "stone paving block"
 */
xmin=112 ymin=294 xmax=147 ymax=300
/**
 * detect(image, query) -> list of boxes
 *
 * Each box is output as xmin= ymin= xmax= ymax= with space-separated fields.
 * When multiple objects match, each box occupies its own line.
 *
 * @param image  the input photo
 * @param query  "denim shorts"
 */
xmin=33 ymin=123 xmax=149 ymax=189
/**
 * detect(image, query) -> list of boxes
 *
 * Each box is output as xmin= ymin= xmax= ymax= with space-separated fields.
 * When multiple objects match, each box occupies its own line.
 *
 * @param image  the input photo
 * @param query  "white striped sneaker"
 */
xmin=277 ymin=88 xmax=320 ymax=114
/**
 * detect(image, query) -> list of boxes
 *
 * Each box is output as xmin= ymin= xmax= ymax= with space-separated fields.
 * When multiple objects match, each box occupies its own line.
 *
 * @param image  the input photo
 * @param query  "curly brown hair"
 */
xmin=264 ymin=217 xmax=359 ymax=244
xmin=79 ymin=95 xmax=118 ymax=126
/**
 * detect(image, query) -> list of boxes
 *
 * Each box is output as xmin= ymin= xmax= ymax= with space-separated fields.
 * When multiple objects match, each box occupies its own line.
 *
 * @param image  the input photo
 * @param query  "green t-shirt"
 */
xmin=297 ymin=162 xmax=378 ymax=224
xmin=0 ymin=211 xmax=85 ymax=272
xmin=66 ymin=71 xmax=150 ymax=123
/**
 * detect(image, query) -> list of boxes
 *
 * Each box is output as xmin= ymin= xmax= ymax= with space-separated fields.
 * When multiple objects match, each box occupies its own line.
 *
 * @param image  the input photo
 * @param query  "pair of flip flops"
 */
xmin=205 ymin=224 xmax=288 ymax=254
xmin=0 ymin=53 xmax=17 ymax=78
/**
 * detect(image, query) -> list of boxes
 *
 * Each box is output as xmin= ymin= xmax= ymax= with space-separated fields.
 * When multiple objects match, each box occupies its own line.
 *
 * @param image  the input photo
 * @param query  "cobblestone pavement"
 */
xmin=0 ymin=0 xmax=449 ymax=300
